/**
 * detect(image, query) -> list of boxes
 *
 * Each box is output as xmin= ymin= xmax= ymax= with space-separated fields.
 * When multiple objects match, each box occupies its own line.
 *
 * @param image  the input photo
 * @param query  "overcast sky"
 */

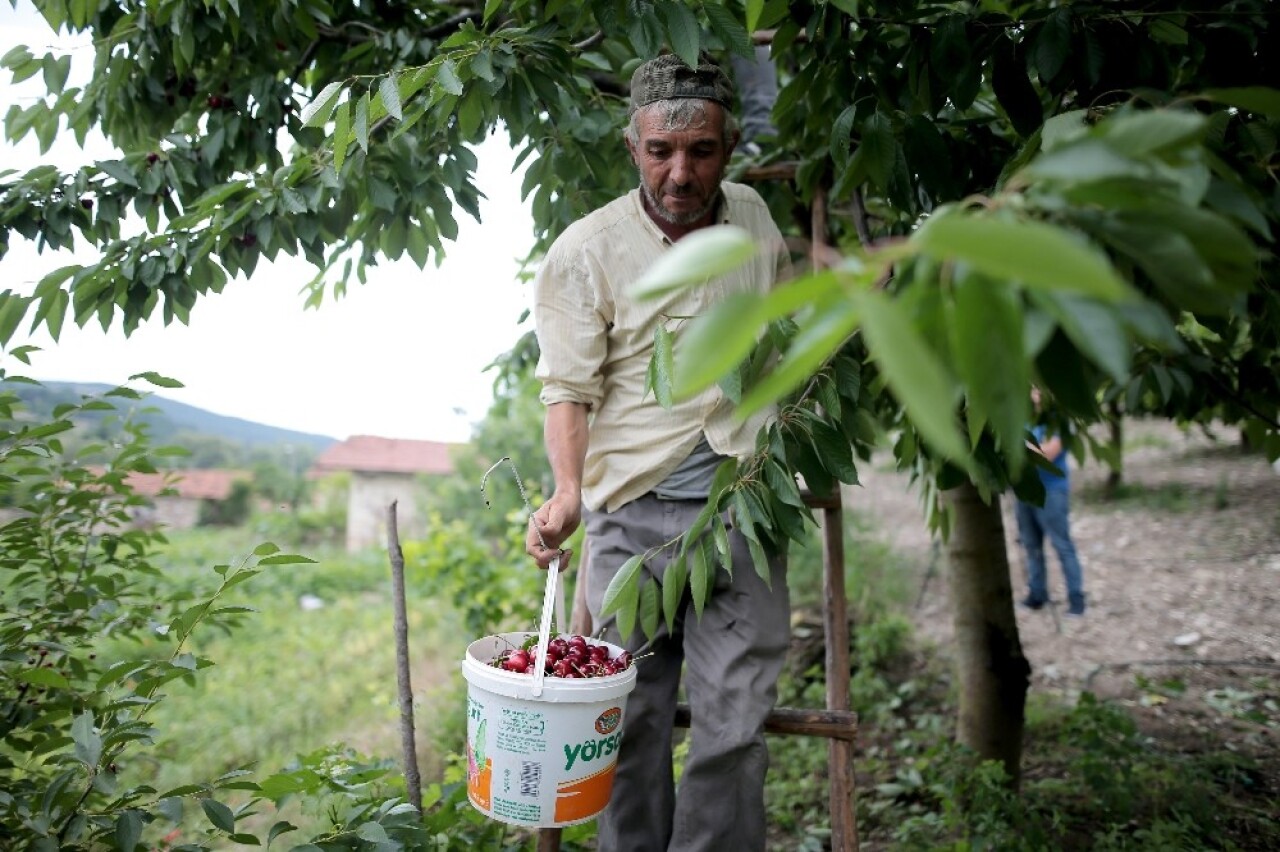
xmin=1 ymin=1 xmax=536 ymax=443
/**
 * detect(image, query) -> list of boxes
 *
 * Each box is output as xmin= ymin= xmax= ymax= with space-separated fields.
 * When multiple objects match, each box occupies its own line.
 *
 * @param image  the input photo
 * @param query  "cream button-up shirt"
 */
xmin=534 ymin=181 xmax=789 ymax=513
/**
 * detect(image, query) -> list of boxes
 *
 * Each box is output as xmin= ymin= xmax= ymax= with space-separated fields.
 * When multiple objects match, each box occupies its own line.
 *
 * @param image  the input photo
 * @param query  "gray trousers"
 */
xmin=585 ymin=494 xmax=790 ymax=852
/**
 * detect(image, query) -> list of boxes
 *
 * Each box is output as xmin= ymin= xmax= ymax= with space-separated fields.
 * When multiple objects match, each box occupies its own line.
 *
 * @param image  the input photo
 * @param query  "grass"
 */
xmin=103 ymin=528 xmax=471 ymax=838
xmin=101 ymin=516 xmax=1277 ymax=850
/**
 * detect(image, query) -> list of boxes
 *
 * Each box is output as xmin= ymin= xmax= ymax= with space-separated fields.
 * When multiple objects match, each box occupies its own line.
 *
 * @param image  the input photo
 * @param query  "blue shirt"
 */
xmin=1031 ymin=424 xmax=1070 ymax=492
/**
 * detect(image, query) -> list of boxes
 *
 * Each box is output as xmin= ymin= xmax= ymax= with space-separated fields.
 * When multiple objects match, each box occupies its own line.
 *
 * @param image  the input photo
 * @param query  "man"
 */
xmin=525 ymin=54 xmax=791 ymax=852
xmin=1015 ymin=386 xmax=1087 ymax=617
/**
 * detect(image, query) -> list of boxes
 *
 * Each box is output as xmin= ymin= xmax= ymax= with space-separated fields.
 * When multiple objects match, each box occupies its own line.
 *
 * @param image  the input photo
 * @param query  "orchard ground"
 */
xmin=844 ymin=417 xmax=1279 ymax=843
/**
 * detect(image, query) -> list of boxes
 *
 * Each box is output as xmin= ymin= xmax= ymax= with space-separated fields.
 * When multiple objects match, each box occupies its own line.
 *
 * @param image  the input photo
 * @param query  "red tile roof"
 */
xmin=311 ymin=435 xmax=460 ymax=476
xmin=125 ymin=469 xmax=250 ymax=500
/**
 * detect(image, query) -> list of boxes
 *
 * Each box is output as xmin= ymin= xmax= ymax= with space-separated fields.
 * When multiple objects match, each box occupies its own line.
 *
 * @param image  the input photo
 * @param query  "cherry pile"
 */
xmin=490 ymin=634 xmax=633 ymax=679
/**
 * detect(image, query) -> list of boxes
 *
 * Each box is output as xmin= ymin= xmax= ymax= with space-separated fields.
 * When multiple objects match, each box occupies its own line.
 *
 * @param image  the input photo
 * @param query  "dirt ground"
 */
xmin=845 ymin=418 xmax=1279 ymax=688
xmin=843 ymin=417 xmax=1279 ymax=835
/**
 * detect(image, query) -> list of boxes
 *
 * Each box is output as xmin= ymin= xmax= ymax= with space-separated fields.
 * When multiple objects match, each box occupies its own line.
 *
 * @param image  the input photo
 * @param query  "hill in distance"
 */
xmin=5 ymin=380 xmax=338 ymax=452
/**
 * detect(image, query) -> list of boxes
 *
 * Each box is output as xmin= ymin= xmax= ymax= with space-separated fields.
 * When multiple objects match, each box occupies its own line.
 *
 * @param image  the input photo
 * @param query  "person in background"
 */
xmin=525 ymin=54 xmax=792 ymax=852
xmin=729 ymin=44 xmax=778 ymax=156
xmin=1015 ymin=386 xmax=1087 ymax=617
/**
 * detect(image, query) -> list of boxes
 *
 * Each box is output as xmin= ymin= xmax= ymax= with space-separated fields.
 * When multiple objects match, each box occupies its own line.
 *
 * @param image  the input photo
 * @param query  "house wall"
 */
xmin=133 ymin=496 xmax=202 ymax=530
xmin=346 ymin=472 xmax=425 ymax=552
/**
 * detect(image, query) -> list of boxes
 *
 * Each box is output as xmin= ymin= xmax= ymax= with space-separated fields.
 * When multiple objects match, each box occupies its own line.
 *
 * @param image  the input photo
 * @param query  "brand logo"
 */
xmin=595 ymin=707 xmax=622 ymax=735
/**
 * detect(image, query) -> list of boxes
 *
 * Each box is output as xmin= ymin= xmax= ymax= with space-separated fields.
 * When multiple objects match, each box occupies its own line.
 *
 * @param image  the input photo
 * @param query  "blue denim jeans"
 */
xmin=1014 ymin=488 xmax=1085 ymax=604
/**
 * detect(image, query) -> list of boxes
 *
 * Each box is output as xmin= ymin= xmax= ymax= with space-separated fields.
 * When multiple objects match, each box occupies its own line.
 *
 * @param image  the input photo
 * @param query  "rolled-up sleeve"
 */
xmin=534 ymin=250 xmax=607 ymax=411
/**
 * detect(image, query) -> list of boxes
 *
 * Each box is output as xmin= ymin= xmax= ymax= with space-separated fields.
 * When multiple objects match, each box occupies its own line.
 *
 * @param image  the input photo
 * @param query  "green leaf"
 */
xmin=1031 ymin=8 xmax=1072 ymax=85
xmin=1 ymin=45 xmax=33 ymax=67
xmin=115 ymin=810 xmax=143 ymax=852
xmin=662 ymin=552 xmax=688 ymax=634
xmin=1148 ymin=18 xmax=1188 ymax=46
xmin=631 ymin=225 xmax=757 ymax=299
xmin=130 ymin=371 xmax=183 ymax=389
xmin=737 ymin=297 xmax=860 ymax=418
xmin=1203 ymin=87 xmax=1280 ymax=119
xmin=1022 ymin=139 xmax=1145 ymax=183
xmin=658 ymin=1 xmax=701 ymax=70
xmin=851 ymin=290 xmax=969 ymax=465
xmin=98 ymin=159 xmax=138 ymax=187
xmin=704 ymin=1 xmax=753 ymax=58
xmin=652 ymin=324 xmax=674 ymax=409
xmin=72 ymin=711 xmax=101 ymax=768
xmin=639 ymin=578 xmax=660 ymax=639
xmin=267 ymin=821 xmax=297 ymax=846
xmin=764 ymin=458 xmax=805 ymax=508
xmin=201 ymin=798 xmax=236 ymax=833
xmin=745 ymin=0 xmax=765 ymax=32
xmin=379 ymin=75 xmax=402 ymax=121
xmin=690 ymin=537 xmax=712 ymax=619
xmin=257 ymin=553 xmax=316 ymax=566
xmin=599 ymin=554 xmax=644 ymax=638
xmin=301 ymin=81 xmax=343 ymax=127
xmin=436 ymin=59 xmax=464 ymax=96
xmin=356 ymin=822 xmax=389 ymax=843
xmin=746 ymin=534 xmax=771 ymax=587
xmin=16 ymin=667 xmax=71 ymax=688
xmin=1100 ymin=109 xmax=1206 ymax=158
xmin=483 ymin=0 xmax=502 ymax=24
xmin=332 ymin=100 xmax=350 ymax=175
xmin=948 ymin=274 xmax=1029 ymax=464
xmin=855 ymin=112 xmax=896 ymax=191
xmin=671 ymin=292 xmax=759 ymax=397
xmin=1032 ymin=290 xmax=1131 ymax=383
xmin=354 ymin=92 xmax=370 ymax=152
xmin=914 ymin=211 xmax=1130 ymax=301
xmin=830 ymin=105 xmax=856 ymax=169
xmin=992 ymin=34 xmax=1043 ymax=138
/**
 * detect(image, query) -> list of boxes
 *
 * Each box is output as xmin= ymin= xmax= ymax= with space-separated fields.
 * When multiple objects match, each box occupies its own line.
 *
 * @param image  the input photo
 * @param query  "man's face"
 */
xmin=626 ymin=102 xmax=736 ymax=228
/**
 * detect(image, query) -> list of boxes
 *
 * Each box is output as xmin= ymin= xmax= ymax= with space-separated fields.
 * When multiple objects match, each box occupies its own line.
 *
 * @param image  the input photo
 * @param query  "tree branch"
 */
xmin=423 ymin=10 xmax=482 ymax=39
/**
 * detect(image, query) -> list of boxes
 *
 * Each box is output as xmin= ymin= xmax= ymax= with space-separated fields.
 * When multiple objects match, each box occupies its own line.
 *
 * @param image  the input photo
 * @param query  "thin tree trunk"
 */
xmin=1105 ymin=401 xmax=1124 ymax=498
xmin=387 ymin=500 xmax=423 ymax=812
xmin=943 ymin=481 xmax=1030 ymax=786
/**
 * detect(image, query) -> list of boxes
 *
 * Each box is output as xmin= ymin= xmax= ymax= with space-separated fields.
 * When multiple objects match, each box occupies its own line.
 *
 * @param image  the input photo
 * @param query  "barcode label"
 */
xmin=519 ymin=761 xmax=541 ymax=798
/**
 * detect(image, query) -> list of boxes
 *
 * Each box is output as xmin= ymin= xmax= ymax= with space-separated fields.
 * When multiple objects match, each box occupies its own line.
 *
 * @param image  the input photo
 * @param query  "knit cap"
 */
xmin=628 ymin=54 xmax=734 ymax=115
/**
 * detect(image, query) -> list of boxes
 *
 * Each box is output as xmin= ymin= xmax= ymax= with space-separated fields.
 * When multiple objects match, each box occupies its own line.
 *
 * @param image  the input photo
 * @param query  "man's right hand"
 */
xmin=526 ymin=490 xmax=581 ymax=572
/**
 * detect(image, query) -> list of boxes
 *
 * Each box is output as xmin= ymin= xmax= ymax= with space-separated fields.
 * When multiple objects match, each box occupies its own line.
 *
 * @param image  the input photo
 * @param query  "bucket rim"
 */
xmin=462 ymin=632 xmax=637 ymax=702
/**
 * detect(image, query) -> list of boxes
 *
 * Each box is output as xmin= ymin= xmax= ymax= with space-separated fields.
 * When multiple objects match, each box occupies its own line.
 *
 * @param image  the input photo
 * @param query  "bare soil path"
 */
xmin=843 ymin=418 xmax=1279 ymax=841
xmin=846 ymin=419 xmax=1279 ymax=689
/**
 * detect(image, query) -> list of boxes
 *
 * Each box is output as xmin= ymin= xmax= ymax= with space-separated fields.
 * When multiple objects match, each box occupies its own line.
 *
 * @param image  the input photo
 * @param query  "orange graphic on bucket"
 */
xmin=466 ymin=720 xmax=492 ymax=810
xmin=554 ymin=762 xmax=618 ymax=823
xmin=595 ymin=706 xmax=622 ymax=735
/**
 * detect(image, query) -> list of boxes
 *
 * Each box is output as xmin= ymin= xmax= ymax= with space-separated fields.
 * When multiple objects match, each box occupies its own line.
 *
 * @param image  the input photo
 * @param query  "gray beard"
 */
xmin=639 ymin=180 xmax=722 ymax=226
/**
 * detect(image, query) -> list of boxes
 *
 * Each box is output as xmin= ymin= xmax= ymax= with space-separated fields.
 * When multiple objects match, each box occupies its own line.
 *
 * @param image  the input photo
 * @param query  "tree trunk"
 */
xmin=1104 ymin=401 xmax=1124 ymax=498
xmin=943 ymin=481 xmax=1031 ymax=787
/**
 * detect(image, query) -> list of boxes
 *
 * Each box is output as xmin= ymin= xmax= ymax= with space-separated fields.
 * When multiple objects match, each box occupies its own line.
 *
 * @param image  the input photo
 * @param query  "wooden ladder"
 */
xmin=538 ymin=175 xmax=860 ymax=851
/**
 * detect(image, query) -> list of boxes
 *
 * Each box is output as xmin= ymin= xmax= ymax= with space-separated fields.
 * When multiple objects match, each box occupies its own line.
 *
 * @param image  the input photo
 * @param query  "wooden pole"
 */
xmin=387 ymin=500 xmax=422 ymax=813
xmin=822 ymin=498 xmax=859 ymax=851
xmin=810 ymin=186 xmax=860 ymax=851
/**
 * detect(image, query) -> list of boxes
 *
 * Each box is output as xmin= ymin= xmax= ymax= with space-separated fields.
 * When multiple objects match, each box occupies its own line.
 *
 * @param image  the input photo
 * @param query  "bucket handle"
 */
xmin=479 ymin=456 xmax=568 ymax=699
xmin=531 ymin=555 xmax=561 ymax=698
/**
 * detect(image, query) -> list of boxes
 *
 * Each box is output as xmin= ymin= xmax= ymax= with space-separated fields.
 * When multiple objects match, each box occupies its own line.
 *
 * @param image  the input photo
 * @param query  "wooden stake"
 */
xmin=387 ymin=500 xmax=422 ymax=813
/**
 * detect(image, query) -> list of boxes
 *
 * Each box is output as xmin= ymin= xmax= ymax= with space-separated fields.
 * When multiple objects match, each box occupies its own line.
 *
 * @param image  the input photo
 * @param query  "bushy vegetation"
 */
xmin=3 ymin=373 xmax=1274 ymax=850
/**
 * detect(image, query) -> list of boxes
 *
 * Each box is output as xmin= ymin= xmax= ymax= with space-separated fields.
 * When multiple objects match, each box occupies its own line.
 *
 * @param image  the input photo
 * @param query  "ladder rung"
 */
xmin=740 ymin=161 xmax=801 ymax=182
xmin=673 ymin=703 xmax=858 ymax=742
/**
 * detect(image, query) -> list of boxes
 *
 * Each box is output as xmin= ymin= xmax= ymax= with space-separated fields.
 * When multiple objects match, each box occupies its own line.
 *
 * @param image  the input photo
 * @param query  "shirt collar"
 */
xmin=631 ymin=186 xmax=730 ymax=246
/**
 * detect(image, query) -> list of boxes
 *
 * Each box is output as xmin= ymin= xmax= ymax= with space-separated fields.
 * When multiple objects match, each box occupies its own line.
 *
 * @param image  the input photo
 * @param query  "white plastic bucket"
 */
xmin=461 ymin=631 xmax=638 ymax=827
